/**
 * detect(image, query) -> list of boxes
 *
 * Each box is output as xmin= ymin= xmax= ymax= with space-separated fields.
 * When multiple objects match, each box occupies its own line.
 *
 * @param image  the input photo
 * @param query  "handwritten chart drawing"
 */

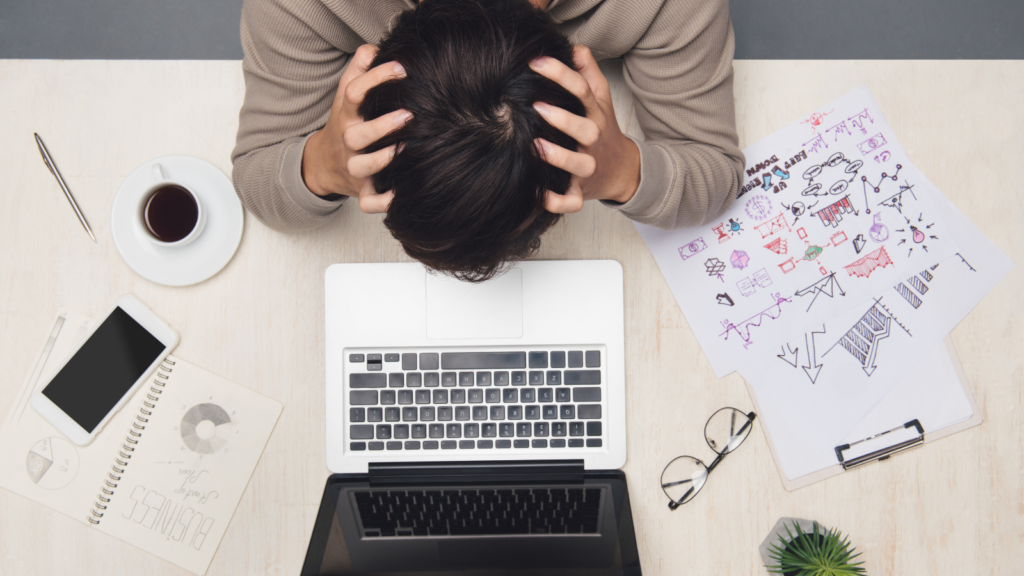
xmin=878 ymin=181 xmax=916 ymax=214
xmin=803 ymin=133 xmax=827 ymax=155
xmin=678 ymin=237 xmax=707 ymax=261
xmin=737 ymin=268 xmax=773 ymax=296
xmin=906 ymin=274 xmax=929 ymax=296
xmin=857 ymin=133 xmax=888 ymax=156
xmin=830 ymin=231 xmax=849 ymax=247
xmin=778 ymin=258 xmax=796 ymax=274
xmin=825 ymin=299 xmax=910 ymax=376
xmin=764 ymin=237 xmax=788 ymax=255
xmin=825 ymin=120 xmax=852 ymax=142
xmin=712 ymin=222 xmax=731 ymax=244
xmin=801 ymin=152 xmax=863 ymax=198
xmin=745 ymin=195 xmax=773 ymax=221
xmin=180 ymin=403 xmax=233 ymax=455
xmin=802 ymin=244 xmax=824 ymax=262
xmin=860 ymin=164 xmax=903 ymax=214
xmin=717 ymin=293 xmax=735 ymax=306
xmin=895 ymin=213 xmax=938 ymax=257
xmin=755 ymin=213 xmax=790 ymax=239
xmin=957 ymin=253 xmax=977 ymax=272
xmin=780 ymin=200 xmax=817 ymax=225
xmin=800 ymin=109 xmax=833 ymax=134
xmin=919 ymin=269 xmax=934 ymax=282
xmin=848 ymin=108 xmax=874 ymax=134
xmin=844 ymin=246 xmax=893 ymax=278
xmin=812 ymin=195 xmax=858 ymax=228
xmin=25 ymin=437 xmax=79 ymax=490
xmin=718 ymin=293 xmax=793 ymax=349
xmin=869 ymin=213 xmax=889 ymax=242
xmin=801 ymin=327 xmax=827 ymax=384
xmin=704 ymin=258 xmax=726 ymax=277
xmin=730 ymin=250 xmax=750 ymax=270
xmin=794 ymin=273 xmax=846 ymax=311
xmin=894 ymin=282 xmax=922 ymax=308
xmin=777 ymin=344 xmax=800 ymax=368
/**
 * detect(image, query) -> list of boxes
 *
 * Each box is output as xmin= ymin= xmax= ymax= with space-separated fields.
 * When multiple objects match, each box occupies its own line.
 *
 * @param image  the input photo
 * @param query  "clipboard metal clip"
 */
xmin=835 ymin=419 xmax=925 ymax=471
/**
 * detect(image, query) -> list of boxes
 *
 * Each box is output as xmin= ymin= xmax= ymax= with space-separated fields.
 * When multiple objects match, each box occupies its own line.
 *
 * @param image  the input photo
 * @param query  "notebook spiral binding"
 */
xmin=87 ymin=358 xmax=175 ymax=525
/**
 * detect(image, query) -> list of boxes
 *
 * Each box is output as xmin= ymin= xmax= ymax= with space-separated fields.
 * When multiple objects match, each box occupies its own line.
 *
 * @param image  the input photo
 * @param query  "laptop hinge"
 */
xmin=368 ymin=460 xmax=585 ymax=484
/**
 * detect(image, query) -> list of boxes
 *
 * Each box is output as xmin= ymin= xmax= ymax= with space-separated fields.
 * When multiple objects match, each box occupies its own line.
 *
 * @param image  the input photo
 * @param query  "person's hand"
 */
xmin=529 ymin=46 xmax=640 ymax=214
xmin=302 ymin=44 xmax=411 ymax=213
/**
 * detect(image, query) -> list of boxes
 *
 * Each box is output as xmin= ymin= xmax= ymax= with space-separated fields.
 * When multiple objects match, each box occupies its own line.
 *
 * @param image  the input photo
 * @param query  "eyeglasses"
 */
xmin=661 ymin=407 xmax=757 ymax=510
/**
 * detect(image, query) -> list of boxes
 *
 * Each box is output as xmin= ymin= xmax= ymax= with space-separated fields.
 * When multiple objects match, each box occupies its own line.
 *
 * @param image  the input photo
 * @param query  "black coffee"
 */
xmin=144 ymin=185 xmax=199 ymax=242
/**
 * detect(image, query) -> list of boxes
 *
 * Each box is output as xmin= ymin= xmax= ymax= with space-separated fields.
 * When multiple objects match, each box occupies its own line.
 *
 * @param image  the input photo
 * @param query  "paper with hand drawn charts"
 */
xmin=636 ymin=86 xmax=958 ymax=377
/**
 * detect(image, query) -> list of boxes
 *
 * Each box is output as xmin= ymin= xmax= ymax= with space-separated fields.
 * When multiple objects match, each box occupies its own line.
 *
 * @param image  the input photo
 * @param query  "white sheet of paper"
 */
xmin=740 ymin=182 xmax=1013 ymax=452
xmin=636 ymin=86 xmax=957 ymax=377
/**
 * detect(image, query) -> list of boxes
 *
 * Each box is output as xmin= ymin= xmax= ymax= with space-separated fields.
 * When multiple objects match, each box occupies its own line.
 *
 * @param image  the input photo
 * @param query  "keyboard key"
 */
xmin=499 ymin=423 xmax=514 ymax=437
xmin=476 ymin=372 xmax=492 ymax=386
xmin=552 ymin=422 xmax=567 ymax=437
xmin=350 ymin=425 xmax=374 ymax=439
xmin=424 ymin=440 xmax=439 ymax=450
xmin=543 ymin=406 xmax=558 ymax=420
xmin=539 ymin=388 xmax=553 ymax=403
xmin=384 ymin=353 xmax=399 ymax=363
xmin=350 ymin=408 xmax=365 ymax=422
xmin=570 ymin=422 xmax=585 ymax=436
xmin=376 ymin=425 xmax=392 ymax=439
xmin=381 ymin=391 xmax=396 ymax=405
xmin=551 ymin=439 xmax=566 ymax=447
xmin=405 ymin=440 xmax=421 ymax=450
xmin=441 ymin=372 xmax=457 ymax=387
xmin=551 ymin=351 xmax=566 ymax=368
xmin=485 ymin=389 xmax=501 ymax=403
xmin=389 ymin=373 xmax=405 ymax=388
xmin=412 ymin=424 xmax=426 ymax=438
xmin=468 ymin=389 xmax=483 ymax=403
xmin=451 ymin=390 xmax=466 ymax=403
xmin=568 ymin=439 xmax=584 ymax=448
xmin=568 ymin=351 xmax=583 ymax=368
xmin=511 ymin=371 xmax=526 ymax=386
xmin=534 ymin=423 xmax=549 ymax=437
xmin=369 ymin=441 xmax=384 ymax=450
xmin=419 ymin=406 xmax=435 ymax=421
xmin=516 ymin=423 xmax=532 ymax=437
xmin=521 ymin=389 xmax=536 ymax=403
xmin=482 ymin=423 xmax=497 ymax=437
xmin=402 ymin=353 xmax=417 ymax=370
xmin=402 ymin=407 xmax=417 ymax=421
xmin=429 ymin=424 xmax=444 ymax=438
xmin=367 ymin=353 xmax=382 ymax=362
xmin=556 ymin=388 xmax=572 ymax=402
xmin=398 ymin=390 xmax=413 ymax=405
xmin=586 ymin=438 xmax=602 ymax=447
xmin=350 ymin=374 xmax=386 ymax=388
xmin=528 ymin=351 xmax=548 ymax=368
xmin=368 ymin=408 xmax=383 ymax=422
xmin=415 ymin=390 xmax=431 ymax=404
xmin=573 ymin=387 xmax=602 ymax=402
xmin=529 ymin=371 xmax=543 ymax=385
xmin=490 ymin=406 xmax=505 ymax=420
xmin=478 ymin=440 xmax=493 ymax=449
xmin=497 ymin=440 xmax=512 ymax=448
xmin=494 ymin=371 xmax=509 ymax=386
xmin=442 ymin=352 xmax=527 ymax=369
xmin=442 ymin=441 xmax=457 ymax=450
xmin=350 ymin=353 xmax=365 ymax=363
xmin=503 ymin=389 xmax=518 ymax=403
xmin=419 ymin=352 xmax=440 ymax=368
xmin=508 ymin=406 xmax=523 ymax=420
xmin=432 ymin=390 xmax=448 ymax=404
xmin=587 ymin=422 xmax=602 ymax=436
xmin=560 ymin=405 xmax=575 ymax=420
xmin=585 ymin=351 xmax=601 ymax=367
xmin=459 ymin=372 xmax=474 ymax=387
xmin=385 ymin=408 xmax=400 ymax=422
xmin=514 ymin=439 xmax=529 ymax=448
xmin=350 ymin=391 xmax=378 ymax=405
xmin=459 ymin=440 xmax=475 ymax=449
xmin=578 ymin=405 xmax=602 ymax=419
xmin=546 ymin=371 xmax=562 ymax=385
xmin=367 ymin=362 xmax=382 ymax=371
xmin=455 ymin=407 xmax=470 ymax=421
xmin=525 ymin=405 xmax=540 ymax=420
xmin=465 ymin=424 xmax=480 ymax=438
xmin=472 ymin=406 xmax=487 ymax=421
xmin=532 ymin=439 xmax=548 ymax=448
xmin=425 ymin=372 xmax=440 ymax=387
xmin=395 ymin=424 xmax=409 ymax=439
xmin=350 ymin=441 xmax=366 ymax=450
xmin=438 ymin=407 xmax=453 ymax=421
xmin=407 ymin=373 xmax=422 ymax=387
xmin=447 ymin=424 xmax=462 ymax=438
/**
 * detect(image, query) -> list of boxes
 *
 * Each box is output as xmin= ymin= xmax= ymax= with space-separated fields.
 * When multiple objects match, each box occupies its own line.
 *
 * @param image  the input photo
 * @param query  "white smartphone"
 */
xmin=30 ymin=295 xmax=179 ymax=446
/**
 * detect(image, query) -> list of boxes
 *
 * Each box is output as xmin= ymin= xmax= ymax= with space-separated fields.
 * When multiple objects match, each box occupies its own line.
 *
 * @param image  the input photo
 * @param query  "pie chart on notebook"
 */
xmin=180 ymin=403 xmax=233 ymax=455
xmin=25 ymin=437 xmax=79 ymax=490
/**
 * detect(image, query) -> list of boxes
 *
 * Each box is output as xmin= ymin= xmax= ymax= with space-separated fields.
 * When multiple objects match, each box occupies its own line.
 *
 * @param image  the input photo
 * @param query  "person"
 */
xmin=232 ymin=0 xmax=744 ymax=280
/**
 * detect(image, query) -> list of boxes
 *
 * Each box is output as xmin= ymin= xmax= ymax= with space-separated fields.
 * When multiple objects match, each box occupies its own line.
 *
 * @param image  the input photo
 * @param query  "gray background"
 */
xmin=0 ymin=0 xmax=1021 ymax=60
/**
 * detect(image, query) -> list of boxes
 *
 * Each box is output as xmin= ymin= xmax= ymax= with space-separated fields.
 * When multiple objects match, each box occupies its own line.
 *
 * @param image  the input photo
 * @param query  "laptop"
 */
xmin=325 ymin=260 xmax=626 ymax=473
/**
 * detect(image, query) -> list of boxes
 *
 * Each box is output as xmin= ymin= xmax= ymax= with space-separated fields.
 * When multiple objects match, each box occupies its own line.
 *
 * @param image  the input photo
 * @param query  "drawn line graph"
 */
xmin=718 ymin=293 xmax=793 ymax=349
xmin=824 ymin=298 xmax=911 ymax=376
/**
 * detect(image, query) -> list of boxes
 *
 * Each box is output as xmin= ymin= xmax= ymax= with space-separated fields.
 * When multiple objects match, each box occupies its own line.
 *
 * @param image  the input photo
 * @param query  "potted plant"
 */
xmin=759 ymin=518 xmax=866 ymax=576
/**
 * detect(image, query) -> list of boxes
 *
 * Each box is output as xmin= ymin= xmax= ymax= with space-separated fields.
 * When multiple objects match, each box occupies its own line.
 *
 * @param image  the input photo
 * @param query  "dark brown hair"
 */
xmin=358 ymin=0 xmax=585 ymax=282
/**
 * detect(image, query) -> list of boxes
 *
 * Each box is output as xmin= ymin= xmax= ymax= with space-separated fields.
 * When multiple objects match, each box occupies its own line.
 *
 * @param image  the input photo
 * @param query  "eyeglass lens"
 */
xmin=661 ymin=456 xmax=709 ymax=506
xmin=704 ymin=408 xmax=754 ymax=455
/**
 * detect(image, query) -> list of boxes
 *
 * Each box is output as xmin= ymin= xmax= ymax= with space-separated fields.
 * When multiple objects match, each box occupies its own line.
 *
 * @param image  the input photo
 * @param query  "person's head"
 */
xmin=358 ymin=0 xmax=585 ymax=282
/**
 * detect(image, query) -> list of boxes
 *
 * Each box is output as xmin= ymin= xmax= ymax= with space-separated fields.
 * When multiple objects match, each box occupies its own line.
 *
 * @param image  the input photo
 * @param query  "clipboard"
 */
xmin=745 ymin=335 xmax=981 ymax=491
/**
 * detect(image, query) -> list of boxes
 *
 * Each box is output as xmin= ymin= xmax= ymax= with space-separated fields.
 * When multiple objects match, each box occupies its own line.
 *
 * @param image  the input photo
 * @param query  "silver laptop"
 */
xmin=325 ymin=260 xmax=626 ymax=473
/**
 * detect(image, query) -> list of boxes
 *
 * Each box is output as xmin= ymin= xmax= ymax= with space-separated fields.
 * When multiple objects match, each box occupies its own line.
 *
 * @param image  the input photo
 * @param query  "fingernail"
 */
xmin=529 ymin=57 xmax=546 ymax=69
xmin=393 ymin=62 xmax=406 ymax=76
xmin=533 ymin=102 xmax=549 ymax=116
xmin=395 ymin=110 xmax=412 ymax=125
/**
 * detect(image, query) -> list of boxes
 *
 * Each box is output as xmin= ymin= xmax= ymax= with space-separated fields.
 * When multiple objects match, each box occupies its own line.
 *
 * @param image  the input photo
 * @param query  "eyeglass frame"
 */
xmin=661 ymin=407 xmax=757 ymax=510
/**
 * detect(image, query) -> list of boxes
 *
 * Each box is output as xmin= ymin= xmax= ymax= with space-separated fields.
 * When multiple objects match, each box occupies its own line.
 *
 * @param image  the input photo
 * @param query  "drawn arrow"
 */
xmin=776 ymin=344 xmax=799 ymax=368
xmin=801 ymin=327 xmax=826 ymax=384
xmin=717 ymin=273 xmax=724 ymax=283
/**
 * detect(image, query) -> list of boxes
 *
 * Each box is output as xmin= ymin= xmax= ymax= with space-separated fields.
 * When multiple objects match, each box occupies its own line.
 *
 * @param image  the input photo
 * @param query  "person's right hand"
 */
xmin=302 ymin=44 xmax=411 ymax=214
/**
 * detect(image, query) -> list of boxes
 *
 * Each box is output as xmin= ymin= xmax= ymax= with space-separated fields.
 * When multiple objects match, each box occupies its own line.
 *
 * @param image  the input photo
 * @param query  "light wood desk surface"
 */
xmin=0 ymin=60 xmax=1021 ymax=575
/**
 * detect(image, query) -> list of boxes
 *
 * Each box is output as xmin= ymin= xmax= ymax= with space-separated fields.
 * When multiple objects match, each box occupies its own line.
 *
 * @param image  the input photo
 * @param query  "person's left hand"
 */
xmin=529 ymin=46 xmax=641 ymax=213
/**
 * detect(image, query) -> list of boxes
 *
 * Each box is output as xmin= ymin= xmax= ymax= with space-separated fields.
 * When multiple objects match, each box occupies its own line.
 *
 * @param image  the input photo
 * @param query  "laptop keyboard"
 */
xmin=344 ymin=347 xmax=606 ymax=453
xmin=352 ymin=486 xmax=605 ymax=537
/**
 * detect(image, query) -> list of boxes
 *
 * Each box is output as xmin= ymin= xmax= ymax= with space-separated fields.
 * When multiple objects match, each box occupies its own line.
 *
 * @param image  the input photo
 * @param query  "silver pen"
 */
xmin=34 ymin=133 xmax=97 ymax=243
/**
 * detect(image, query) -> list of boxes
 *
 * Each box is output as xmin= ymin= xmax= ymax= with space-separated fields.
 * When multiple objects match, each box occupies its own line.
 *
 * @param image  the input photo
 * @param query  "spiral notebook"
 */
xmin=0 ymin=308 xmax=283 ymax=575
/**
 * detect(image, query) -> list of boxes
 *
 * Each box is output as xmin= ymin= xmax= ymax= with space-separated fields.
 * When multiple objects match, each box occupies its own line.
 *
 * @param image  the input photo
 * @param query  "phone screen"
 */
xmin=42 ymin=306 xmax=166 ymax=432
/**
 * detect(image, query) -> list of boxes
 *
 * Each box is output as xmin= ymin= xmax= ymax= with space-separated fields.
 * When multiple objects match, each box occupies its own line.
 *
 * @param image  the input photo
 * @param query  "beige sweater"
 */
xmin=231 ymin=0 xmax=744 ymax=232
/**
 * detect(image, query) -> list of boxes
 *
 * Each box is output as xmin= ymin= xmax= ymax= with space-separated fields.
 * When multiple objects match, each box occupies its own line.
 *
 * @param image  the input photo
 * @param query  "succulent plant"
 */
xmin=766 ymin=520 xmax=866 ymax=576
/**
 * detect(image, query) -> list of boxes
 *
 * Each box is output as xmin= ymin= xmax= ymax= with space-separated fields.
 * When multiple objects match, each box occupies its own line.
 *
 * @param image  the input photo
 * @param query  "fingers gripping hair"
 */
xmin=357 ymin=0 xmax=586 ymax=282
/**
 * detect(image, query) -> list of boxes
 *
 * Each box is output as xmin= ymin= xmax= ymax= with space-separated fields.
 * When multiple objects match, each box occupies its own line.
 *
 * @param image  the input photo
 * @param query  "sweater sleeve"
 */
xmin=231 ymin=0 xmax=361 ymax=232
xmin=602 ymin=0 xmax=744 ymax=229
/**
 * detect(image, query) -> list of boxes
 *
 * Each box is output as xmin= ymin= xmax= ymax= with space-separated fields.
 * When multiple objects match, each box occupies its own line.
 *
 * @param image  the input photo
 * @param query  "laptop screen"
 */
xmin=302 ymin=471 xmax=642 ymax=575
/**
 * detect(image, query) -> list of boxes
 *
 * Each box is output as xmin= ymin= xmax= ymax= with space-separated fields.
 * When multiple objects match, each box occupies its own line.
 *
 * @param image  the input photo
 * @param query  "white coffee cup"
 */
xmin=138 ymin=163 xmax=206 ymax=247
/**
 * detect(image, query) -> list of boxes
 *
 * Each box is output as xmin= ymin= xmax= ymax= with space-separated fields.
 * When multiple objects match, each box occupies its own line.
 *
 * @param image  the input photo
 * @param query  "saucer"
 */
xmin=111 ymin=155 xmax=243 ymax=287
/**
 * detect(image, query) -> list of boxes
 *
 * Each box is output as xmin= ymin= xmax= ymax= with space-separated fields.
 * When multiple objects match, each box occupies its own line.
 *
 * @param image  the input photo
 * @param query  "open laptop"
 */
xmin=325 ymin=260 xmax=626 ymax=473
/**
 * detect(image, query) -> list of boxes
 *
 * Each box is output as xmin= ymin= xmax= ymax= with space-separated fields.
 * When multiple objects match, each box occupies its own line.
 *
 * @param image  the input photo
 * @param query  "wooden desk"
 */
xmin=0 ymin=60 xmax=1020 ymax=575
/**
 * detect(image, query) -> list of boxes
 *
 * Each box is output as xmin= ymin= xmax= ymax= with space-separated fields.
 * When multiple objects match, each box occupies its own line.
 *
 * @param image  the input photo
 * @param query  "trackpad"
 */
xmin=426 ymin=269 xmax=523 ymax=339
